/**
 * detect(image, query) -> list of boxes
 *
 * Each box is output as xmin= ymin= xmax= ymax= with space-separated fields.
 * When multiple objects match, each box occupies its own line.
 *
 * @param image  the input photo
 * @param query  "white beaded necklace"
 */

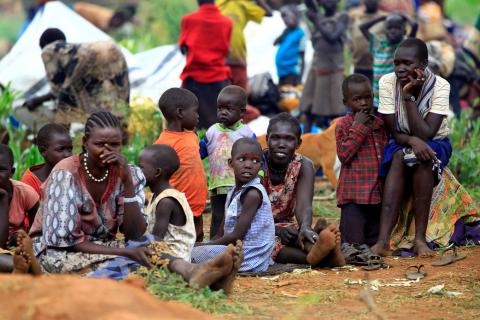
xmin=83 ymin=154 xmax=109 ymax=183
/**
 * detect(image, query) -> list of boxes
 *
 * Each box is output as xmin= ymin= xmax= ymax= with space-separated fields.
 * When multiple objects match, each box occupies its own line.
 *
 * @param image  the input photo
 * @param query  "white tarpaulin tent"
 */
xmin=0 ymin=1 xmax=312 ymax=113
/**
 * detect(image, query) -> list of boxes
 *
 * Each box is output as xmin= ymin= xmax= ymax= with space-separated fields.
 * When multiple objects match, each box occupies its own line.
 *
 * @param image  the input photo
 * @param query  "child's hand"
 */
xmin=298 ymin=226 xmax=318 ymax=249
xmin=403 ymin=68 xmax=426 ymax=96
xmin=408 ymin=137 xmax=437 ymax=161
xmin=100 ymin=144 xmax=131 ymax=183
xmin=354 ymin=109 xmax=371 ymax=124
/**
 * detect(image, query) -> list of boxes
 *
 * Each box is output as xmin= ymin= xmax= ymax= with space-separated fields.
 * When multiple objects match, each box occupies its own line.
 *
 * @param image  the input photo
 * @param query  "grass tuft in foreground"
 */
xmin=136 ymin=266 xmax=251 ymax=315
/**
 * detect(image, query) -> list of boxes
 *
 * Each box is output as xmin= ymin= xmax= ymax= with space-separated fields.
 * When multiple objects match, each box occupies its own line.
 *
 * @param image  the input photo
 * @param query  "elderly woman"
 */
xmin=28 ymin=111 xmax=240 ymax=292
xmin=262 ymin=113 xmax=345 ymax=267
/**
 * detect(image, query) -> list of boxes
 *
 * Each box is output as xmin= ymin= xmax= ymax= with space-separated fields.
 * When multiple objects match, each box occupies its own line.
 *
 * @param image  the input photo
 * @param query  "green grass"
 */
xmin=445 ymin=0 xmax=480 ymax=26
xmin=136 ymin=266 xmax=251 ymax=314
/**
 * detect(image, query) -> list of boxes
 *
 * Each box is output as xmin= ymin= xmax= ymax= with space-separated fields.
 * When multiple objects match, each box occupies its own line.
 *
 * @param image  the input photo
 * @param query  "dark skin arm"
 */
xmin=100 ymin=145 xmax=146 ymax=240
xmin=359 ymin=16 xmax=387 ymax=41
xmin=71 ymin=241 xmax=152 ymax=267
xmin=401 ymin=14 xmax=418 ymax=37
xmin=22 ymin=92 xmax=55 ymax=111
xmin=201 ymin=188 xmax=262 ymax=246
xmin=151 ymin=198 xmax=186 ymax=240
xmin=383 ymin=114 xmax=437 ymax=161
xmin=26 ymin=202 xmax=39 ymax=232
xmin=295 ymin=157 xmax=317 ymax=249
xmin=255 ymin=0 xmax=273 ymax=17
xmin=0 ymin=189 xmax=9 ymax=249
xmin=309 ymin=12 xmax=349 ymax=44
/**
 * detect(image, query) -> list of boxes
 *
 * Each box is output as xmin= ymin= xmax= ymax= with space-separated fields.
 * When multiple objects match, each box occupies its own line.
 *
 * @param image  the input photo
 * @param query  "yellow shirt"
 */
xmin=216 ymin=0 xmax=265 ymax=65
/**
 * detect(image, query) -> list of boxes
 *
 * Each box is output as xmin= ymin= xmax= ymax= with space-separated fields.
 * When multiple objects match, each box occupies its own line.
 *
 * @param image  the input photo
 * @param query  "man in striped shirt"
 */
xmin=360 ymin=14 xmax=418 ymax=106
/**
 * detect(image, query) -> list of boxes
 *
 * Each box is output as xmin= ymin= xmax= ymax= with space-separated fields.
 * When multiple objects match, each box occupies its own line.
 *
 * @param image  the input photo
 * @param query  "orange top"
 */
xmin=8 ymin=180 xmax=39 ymax=241
xmin=20 ymin=164 xmax=45 ymax=197
xmin=154 ymin=130 xmax=207 ymax=217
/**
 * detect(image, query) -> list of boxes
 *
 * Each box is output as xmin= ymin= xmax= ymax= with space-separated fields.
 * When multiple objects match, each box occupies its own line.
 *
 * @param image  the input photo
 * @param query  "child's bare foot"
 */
xmin=189 ymin=245 xmax=234 ymax=289
xmin=371 ymin=243 xmax=392 ymax=257
xmin=15 ymin=230 xmax=42 ymax=275
xmin=306 ymin=226 xmax=336 ymax=267
xmin=330 ymin=229 xmax=346 ymax=267
xmin=414 ymin=240 xmax=435 ymax=258
xmin=211 ymin=240 xmax=244 ymax=295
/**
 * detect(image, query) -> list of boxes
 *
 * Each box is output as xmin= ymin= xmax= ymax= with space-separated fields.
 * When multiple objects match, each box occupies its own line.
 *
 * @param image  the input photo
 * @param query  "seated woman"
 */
xmin=262 ymin=113 xmax=345 ymax=267
xmin=27 ymin=111 xmax=241 ymax=292
xmin=371 ymin=38 xmax=454 ymax=257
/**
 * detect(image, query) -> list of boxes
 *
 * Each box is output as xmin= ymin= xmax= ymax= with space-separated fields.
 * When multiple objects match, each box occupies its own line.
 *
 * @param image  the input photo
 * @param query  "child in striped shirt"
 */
xmin=360 ymin=14 xmax=417 ymax=106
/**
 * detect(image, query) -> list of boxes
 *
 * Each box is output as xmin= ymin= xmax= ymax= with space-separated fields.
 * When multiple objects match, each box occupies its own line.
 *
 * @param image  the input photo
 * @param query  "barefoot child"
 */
xmin=371 ymin=38 xmax=452 ymax=257
xmin=360 ymin=13 xmax=418 ymax=106
xmin=154 ymin=88 xmax=208 ymax=242
xmin=262 ymin=113 xmax=345 ymax=268
xmin=192 ymin=138 xmax=275 ymax=273
xmin=139 ymin=144 xmax=196 ymax=261
xmin=199 ymin=85 xmax=256 ymax=238
xmin=21 ymin=123 xmax=73 ymax=196
xmin=0 ymin=144 xmax=40 ymax=274
xmin=336 ymin=74 xmax=387 ymax=246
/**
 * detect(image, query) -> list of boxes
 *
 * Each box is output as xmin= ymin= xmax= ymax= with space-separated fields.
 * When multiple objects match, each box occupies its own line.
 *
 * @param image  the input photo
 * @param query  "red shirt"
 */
xmin=179 ymin=4 xmax=232 ymax=83
xmin=336 ymin=113 xmax=387 ymax=206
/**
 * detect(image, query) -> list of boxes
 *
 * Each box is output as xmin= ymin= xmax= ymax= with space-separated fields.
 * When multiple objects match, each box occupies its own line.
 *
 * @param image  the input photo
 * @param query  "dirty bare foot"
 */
xmin=313 ymin=218 xmax=328 ymax=234
xmin=306 ymin=227 xmax=336 ymax=267
xmin=189 ymin=245 xmax=234 ymax=289
xmin=414 ymin=240 xmax=435 ymax=258
xmin=371 ymin=243 xmax=392 ymax=257
xmin=330 ymin=229 xmax=346 ymax=267
xmin=211 ymin=240 xmax=244 ymax=295
xmin=15 ymin=230 xmax=42 ymax=275
xmin=12 ymin=251 xmax=29 ymax=274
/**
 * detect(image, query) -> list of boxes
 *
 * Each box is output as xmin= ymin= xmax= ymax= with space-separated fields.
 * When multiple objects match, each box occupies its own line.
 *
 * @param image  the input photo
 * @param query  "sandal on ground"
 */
xmin=341 ymin=243 xmax=367 ymax=265
xmin=361 ymin=260 xmax=390 ymax=271
xmin=432 ymin=247 xmax=466 ymax=267
xmin=405 ymin=265 xmax=427 ymax=280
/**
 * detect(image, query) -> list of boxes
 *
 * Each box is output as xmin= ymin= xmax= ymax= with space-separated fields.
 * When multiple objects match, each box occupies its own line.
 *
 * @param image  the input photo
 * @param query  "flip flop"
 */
xmin=432 ymin=247 xmax=466 ymax=267
xmin=361 ymin=260 xmax=391 ymax=271
xmin=405 ymin=265 xmax=427 ymax=280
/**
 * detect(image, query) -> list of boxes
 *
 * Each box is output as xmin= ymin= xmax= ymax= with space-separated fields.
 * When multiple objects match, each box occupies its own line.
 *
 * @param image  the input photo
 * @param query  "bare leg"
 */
xmin=0 ymin=254 xmax=13 ymax=273
xmin=412 ymin=162 xmax=435 ymax=257
xmin=371 ymin=151 xmax=407 ymax=257
xmin=211 ymin=240 xmax=244 ymax=295
xmin=275 ymin=247 xmax=308 ymax=264
xmin=169 ymin=245 xmax=234 ymax=289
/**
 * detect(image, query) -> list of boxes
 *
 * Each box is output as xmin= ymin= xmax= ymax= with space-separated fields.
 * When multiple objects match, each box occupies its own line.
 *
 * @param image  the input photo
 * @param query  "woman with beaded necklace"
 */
xmin=28 ymin=112 xmax=241 ymax=291
xmin=262 ymin=113 xmax=345 ymax=268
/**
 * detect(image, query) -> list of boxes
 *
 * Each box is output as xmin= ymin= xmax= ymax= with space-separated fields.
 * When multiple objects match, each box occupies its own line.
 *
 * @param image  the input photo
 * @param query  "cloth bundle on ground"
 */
xmin=391 ymin=167 xmax=480 ymax=254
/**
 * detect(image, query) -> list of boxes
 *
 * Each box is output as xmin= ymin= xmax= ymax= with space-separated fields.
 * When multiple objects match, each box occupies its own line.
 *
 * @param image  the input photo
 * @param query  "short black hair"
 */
xmin=36 ymin=123 xmax=70 ymax=148
xmin=0 ymin=144 xmax=14 ymax=167
xmin=385 ymin=14 xmax=406 ymax=27
xmin=158 ymin=88 xmax=198 ymax=122
xmin=267 ymin=112 xmax=302 ymax=140
xmin=397 ymin=38 xmax=429 ymax=64
xmin=342 ymin=74 xmax=371 ymax=99
xmin=84 ymin=111 xmax=121 ymax=138
xmin=231 ymin=138 xmax=262 ymax=158
xmin=39 ymin=28 xmax=66 ymax=49
xmin=280 ymin=4 xmax=301 ymax=18
xmin=143 ymin=144 xmax=180 ymax=179
xmin=218 ymin=85 xmax=247 ymax=109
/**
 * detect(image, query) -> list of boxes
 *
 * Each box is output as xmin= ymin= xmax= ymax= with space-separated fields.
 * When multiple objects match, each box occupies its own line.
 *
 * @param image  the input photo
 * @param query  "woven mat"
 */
xmin=239 ymin=263 xmax=310 ymax=277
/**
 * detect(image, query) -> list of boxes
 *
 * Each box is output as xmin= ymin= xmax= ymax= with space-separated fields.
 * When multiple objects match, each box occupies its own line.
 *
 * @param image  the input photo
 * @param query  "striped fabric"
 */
xmin=370 ymin=35 xmax=402 ymax=106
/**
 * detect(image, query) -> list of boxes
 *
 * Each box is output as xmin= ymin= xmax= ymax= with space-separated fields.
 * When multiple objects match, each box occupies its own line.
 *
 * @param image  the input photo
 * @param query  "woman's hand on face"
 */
xmin=408 ymin=136 xmax=437 ymax=161
xmin=100 ymin=144 xmax=130 ymax=183
xmin=124 ymin=247 xmax=152 ymax=268
xmin=403 ymin=68 xmax=426 ymax=96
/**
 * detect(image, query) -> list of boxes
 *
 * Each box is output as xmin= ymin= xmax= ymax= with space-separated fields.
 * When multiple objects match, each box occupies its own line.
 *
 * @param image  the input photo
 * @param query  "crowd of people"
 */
xmin=0 ymin=0 xmax=479 ymax=297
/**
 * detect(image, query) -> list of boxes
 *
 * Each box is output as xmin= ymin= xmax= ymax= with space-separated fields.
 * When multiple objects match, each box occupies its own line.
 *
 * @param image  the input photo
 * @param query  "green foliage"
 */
xmin=116 ymin=0 xmax=197 ymax=52
xmin=449 ymin=112 xmax=480 ymax=200
xmin=136 ymin=266 xmax=250 ymax=314
xmin=1 ymin=83 xmax=43 ymax=179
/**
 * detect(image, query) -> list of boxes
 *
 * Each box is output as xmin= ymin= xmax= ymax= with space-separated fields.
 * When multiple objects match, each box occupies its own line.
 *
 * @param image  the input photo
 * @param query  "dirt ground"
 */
xmin=0 ymin=274 xmax=212 ymax=320
xmin=225 ymin=246 xmax=480 ymax=320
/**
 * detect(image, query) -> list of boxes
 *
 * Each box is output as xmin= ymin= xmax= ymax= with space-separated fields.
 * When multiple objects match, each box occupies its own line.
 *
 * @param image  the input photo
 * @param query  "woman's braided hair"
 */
xmin=84 ymin=111 xmax=121 ymax=138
